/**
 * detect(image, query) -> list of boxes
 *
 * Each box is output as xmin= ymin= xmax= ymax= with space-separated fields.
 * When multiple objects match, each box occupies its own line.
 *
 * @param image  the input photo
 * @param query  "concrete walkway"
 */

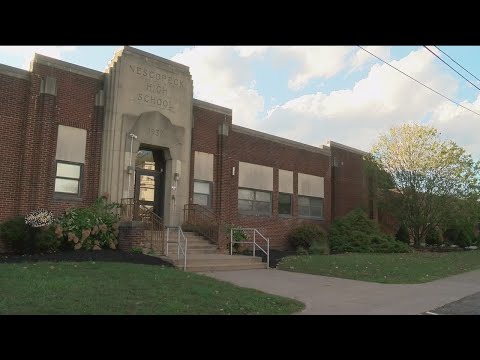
xmin=201 ymin=269 xmax=480 ymax=315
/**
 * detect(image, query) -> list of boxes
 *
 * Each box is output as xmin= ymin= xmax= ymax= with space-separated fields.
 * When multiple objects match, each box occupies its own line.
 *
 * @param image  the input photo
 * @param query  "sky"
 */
xmin=1 ymin=45 xmax=480 ymax=159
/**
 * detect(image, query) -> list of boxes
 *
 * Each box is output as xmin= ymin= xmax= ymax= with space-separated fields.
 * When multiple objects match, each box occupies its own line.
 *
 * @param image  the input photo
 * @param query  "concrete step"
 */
xmin=172 ymin=254 xmax=263 ymax=267
xmin=167 ymin=243 xmax=217 ymax=249
xmin=167 ymin=248 xmax=218 ymax=255
xmin=187 ymin=263 xmax=267 ymax=272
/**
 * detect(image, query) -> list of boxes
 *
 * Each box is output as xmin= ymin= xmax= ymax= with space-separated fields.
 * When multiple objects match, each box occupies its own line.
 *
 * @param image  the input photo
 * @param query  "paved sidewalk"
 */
xmin=201 ymin=269 xmax=480 ymax=315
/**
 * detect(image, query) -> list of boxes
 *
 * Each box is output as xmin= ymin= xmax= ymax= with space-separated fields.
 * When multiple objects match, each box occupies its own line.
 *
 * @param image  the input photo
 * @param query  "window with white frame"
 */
xmin=298 ymin=196 xmax=323 ymax=219
xmin=238 ymin=188 xmax=272 ymax=216
xmin=54 ymin=161 xmax=82 ymax=195
xmin=193 ymin=180 xmax=212 ymax=207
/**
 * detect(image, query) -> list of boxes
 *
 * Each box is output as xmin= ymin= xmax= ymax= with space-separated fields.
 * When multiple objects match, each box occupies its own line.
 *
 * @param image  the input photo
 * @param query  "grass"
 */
xmin=0 ymin=262 xmax=304 ymax=315
xmin=277 ymin=251 xmax=480 ymax=284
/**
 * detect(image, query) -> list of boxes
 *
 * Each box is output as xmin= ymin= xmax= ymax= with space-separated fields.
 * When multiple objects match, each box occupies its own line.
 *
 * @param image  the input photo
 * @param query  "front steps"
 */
xmin=155 ymin=231 xmax=268 ymax=272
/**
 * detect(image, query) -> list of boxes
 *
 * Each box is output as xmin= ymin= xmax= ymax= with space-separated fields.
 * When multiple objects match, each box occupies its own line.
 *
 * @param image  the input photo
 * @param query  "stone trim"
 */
xmin=30 ymin=54 xmax=104 ymax=80
xmin=193 ymin=99 xmax=232 ymax=116
xmin=0 ymin=63 xmax=29 ymax=80
xmin=120 ymin=46 xmax=190 ymax=74
xmin=327 ymin=141 xmax=370 ymax=156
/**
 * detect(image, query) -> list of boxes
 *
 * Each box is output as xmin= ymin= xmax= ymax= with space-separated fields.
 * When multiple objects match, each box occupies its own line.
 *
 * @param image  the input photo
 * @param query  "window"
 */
xmin=193 ymin=181 xmax=212 ymax=207
xmin=298 ymin=196 xmax=323 ymax=219
xmin=55 ymin=161 xmax=82 ymax=195
xmin=278 ymin=193 xmax=292 ymax=215
xmin=238 ymin=188 xmax=272 ymax=216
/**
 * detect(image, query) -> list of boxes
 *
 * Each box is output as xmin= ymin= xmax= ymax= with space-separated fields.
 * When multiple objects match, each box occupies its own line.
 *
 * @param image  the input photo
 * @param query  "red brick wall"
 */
xmin=0 ymin=63 xmax=104 ymax=230
xmin=0 ymin=72 xmax=29 ymax=224
xmin=227 ymin=130 xmax=332 ymax=250
xmin=191 ymin=105 xmax=334 ymax=250
xmin=330 ymin=146 xmax=370 ymax=220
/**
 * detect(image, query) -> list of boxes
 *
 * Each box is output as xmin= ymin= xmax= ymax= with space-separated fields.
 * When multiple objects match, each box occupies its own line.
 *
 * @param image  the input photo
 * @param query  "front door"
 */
xmin=134 ymin=169 xmax=162 ymax=216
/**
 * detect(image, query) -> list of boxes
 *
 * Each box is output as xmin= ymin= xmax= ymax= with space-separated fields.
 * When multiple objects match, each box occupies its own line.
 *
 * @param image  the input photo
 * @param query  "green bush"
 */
xmin=425 ymin=226 xmax=442 ymax=246
xmin=474 ymin=236 xmax=480 ymax=246
xmin=0 ymin=217 xmax=63 ymax=254
xmin=225 ymin=224 xmax=248 ymax=252
xmin=0 ymin=217 xmax=30 ymax=253
xmin=296 ymin=246 xmax=309 ymax=256
xmin=395 ymin=223 xmax=410 ymax=244
xmin=56 ymin=197 xmax=121 ymax=251
xmin=455 ymin=229 xmax=472 ymax=248
xmin=444 ymin=226 xmax=474 ymax=248
xmin=288 ymin=224 xmax=327 ymax=251
xmin=328 ymin=209 xmax=410 ymax=254
xmin=35 ymin=225 xmax=63 ymax=253
xmin=131 ymin=247 xmax=143 ymax=254
xmin=310 ymin=238 xmax=329 ymax=255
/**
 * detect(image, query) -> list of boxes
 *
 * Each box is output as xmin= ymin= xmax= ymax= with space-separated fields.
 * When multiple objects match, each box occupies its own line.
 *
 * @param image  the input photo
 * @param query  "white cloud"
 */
xmin=279 ymin=46 xmax=355 ymax=90
xmin=234 ymin=46 xmax=269 ymax=58
xmin=430 ymin=96 xmax=480 ymax=158
xmin=260 ymin=47 xmax=470 ymax=155
xmin=349 ymin=46 xmax=391 ymax=73
xmin=172 ymin=46 xmax=264 ymax=129
xmin=0 ymin=46 xmax=77 ymax=69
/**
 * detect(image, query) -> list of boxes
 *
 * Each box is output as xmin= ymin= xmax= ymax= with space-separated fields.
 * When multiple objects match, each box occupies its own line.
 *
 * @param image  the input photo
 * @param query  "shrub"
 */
xmin=56 ymin=197 xmax=121 ymax=251
xmin=328 ymin=208 xmax=410 ymax=254
xmin=0 ymin=216 xmax=63 ymax=254
xmin=225 ymin=224 xmax=248 ymax=252
xmin=395 ymin=223 xmax=410 ymax=244
xmin=425 ymin=226 xmax=442 ymax=246
xmin=455 ymin=229 xmax=472 ymax=248
xmin=35 ymin=225 xmax=63 ymax=253
xmin=310 ymin=238 xmax=329 ymax=255
xmin=0 ymin=217 xmax=30 ymax=253
xmin=288 ymin=224 xmax=327 ymax=251
xmin=444 ymin=226 xmax=474 ymax=248
xmin=296 ymin=246 xmax=309 ymax=256
xmin=369 ymin=234 xmax=411 ymax=253
xmin=131 ymin=247 xmax=143 ymax=254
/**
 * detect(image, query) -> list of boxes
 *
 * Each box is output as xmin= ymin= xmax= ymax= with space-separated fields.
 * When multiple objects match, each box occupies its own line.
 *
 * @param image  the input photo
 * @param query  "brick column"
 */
xmin=118 ymin=221 xmax=146 ymax=251
xmin=35 ymin=76 xmax=58 ymax=209
xmin=18 ymin=73 xmax=42 ymax=215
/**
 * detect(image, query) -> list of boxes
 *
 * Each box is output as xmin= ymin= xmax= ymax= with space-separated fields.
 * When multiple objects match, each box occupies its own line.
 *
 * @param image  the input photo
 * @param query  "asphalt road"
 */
xmin=424 ymin=292 xmax=480 ymax=315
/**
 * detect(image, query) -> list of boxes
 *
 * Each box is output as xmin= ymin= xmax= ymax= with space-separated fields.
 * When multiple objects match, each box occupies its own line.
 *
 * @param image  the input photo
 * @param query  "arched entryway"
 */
xmin=134 ymin=146 xmax=166 ymax=218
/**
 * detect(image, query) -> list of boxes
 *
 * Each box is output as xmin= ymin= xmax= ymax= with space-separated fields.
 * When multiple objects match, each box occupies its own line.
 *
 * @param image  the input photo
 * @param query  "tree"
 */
xmin=369 ymin=123 xmax=480 ymax=247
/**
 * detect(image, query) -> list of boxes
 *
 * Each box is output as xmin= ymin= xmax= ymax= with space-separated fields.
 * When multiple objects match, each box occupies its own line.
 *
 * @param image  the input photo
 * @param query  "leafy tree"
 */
xmin=370 ymin=123 xmax=480 ymax=246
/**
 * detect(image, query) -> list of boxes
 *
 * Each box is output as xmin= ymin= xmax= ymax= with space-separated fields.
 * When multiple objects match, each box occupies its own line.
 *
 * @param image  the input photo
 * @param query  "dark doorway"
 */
xmin=134 ymin=147 xmax=166 ymax=218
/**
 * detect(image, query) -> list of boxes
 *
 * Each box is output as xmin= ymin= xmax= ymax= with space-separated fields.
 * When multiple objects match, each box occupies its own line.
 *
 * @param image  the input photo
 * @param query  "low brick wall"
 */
xmin=118 ymin=221 xmax=146 ymax=251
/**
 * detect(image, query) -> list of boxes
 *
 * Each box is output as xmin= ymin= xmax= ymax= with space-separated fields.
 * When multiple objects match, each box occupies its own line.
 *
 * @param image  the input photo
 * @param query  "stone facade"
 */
xmin=0 ymin=46 xmax=373 ymax=251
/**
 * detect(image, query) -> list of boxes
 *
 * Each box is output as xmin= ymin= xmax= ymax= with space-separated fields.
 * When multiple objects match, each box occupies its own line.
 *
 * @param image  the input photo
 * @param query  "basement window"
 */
xmin=193 ymin=180 xmax=212 ymax=207
xmin=54 ymin=161 xmax=82 ymax=195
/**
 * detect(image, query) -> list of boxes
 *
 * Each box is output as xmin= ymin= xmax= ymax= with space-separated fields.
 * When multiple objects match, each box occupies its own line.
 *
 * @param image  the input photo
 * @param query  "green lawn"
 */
xmin=277 ymin=251 xmax=480 ymax=284
xmin=0 ymin=262 xmax=304 ymax=315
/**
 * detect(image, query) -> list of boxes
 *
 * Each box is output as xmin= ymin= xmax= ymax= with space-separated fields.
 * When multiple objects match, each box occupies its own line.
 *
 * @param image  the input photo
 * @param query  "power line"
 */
xmin=434 ymin=46 xmax=480 ymax=83
xmin=423 ymin=46 xmax=480 ymax=91
xmin=358 ymin=46 xmax=480 ymax=118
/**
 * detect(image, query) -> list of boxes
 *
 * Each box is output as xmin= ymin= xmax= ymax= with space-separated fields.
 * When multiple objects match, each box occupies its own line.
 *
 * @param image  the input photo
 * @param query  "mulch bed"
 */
xmin=0 ymin=249 xmax=173 ymax=267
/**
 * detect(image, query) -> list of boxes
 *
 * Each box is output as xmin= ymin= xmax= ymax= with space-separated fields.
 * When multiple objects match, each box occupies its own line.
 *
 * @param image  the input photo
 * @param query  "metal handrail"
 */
xmin=166 ymin=226 xmax=188 ymax=271
xmin=230 ymin=228 xmax=270 ymax=268
xmin=120 ymin=198 xmax=164 ymax=254
xmin=183 ymin=203 xmax=218 ymax=243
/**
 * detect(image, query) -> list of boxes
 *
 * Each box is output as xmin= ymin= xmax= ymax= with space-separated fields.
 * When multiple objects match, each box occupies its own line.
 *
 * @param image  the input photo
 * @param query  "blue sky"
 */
xmin=1 ymin=45 xmax=480 ymax=158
